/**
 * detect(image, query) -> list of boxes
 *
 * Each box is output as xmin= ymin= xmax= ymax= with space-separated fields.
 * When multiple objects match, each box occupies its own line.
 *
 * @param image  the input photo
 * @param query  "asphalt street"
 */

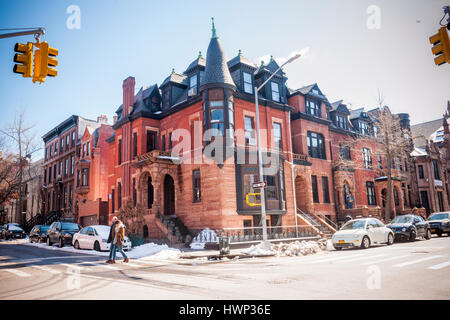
xmin=0 ymin=236 xmax=449 ymax=299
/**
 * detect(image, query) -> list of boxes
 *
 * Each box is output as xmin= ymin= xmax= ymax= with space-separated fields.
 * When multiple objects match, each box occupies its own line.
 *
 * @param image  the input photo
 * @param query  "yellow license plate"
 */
xmin=431 ymin=229 xmax=435 ymax=232
xmin=338 ymin=240 xmax=345 ymax=244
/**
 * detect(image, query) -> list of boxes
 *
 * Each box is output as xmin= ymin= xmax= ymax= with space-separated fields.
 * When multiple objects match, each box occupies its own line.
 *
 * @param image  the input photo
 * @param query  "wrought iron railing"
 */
xmin=214 ymin=225 xmax=320 ymax=243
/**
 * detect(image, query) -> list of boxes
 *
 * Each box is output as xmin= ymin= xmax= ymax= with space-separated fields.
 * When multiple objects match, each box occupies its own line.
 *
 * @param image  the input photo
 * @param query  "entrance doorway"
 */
xmin=163 ymin=174 xmax=175 ymax=216
xmin=294 ymin=175 xmax=309 ymax=213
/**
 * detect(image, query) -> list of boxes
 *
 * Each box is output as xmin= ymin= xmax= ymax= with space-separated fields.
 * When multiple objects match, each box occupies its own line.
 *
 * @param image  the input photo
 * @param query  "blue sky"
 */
xmin=0 ymin=0 xmax=449 ymax=159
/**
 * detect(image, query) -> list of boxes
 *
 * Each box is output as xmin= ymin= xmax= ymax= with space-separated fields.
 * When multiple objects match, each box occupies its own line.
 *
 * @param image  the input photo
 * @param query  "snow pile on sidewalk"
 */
xmin=189 ymin=228 xmax=218 ymax=249
xmin=24 ymin=241 xmax=110 ymax=256
xmin=23 ymin=240 xmax=180 ymax=260
xmin=272 ymin=239 xmax=326 ymax=257
xmin=128 ymin=242 xmax=180 ymax=260
xmin=242 ymin=238 xmax=328 ymax=257
xmin=241 ymin=244 xmax=275 ymax=256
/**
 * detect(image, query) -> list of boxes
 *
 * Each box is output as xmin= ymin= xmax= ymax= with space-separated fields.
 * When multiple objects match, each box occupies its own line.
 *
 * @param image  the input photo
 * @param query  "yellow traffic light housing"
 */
xmin=32 ymin=41 xmax=58 ymax=83
xmin=13 ymin=42 xmax=33 ymax=77
xmin=429 ymin=26 xmax=450 ymax=66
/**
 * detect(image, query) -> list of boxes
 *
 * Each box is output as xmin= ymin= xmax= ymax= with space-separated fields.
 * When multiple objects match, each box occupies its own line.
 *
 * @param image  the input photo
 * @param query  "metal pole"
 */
xmin=254 ymin=85 xmax=269 ymax=249
xmin=0 ymin=28 xmax=45 ymax=40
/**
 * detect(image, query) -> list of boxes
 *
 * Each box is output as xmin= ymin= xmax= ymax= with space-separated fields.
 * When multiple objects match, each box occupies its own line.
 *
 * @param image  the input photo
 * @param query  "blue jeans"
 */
xmin=110 ymin=243 xmax=127 ymax=260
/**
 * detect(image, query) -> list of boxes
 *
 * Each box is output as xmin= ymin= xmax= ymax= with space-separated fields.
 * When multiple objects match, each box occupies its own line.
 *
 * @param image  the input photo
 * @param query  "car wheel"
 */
xmin=334 ymin=246 xmax=342 ymax=251
xmin=437 ymin=231 xmax=442 ymax=237
xmin=47 ymin=237 xmax=52 ymax=246
xmin=74 ymin=240 xmax=80 ymax=250
xmin=387 ymin=233 xmax=394 ymax=245
xmin=94 ymin=241 xmax=101 ymax=252
xmin=58 ymin=238 xmax=64 ymax=248
xmin=361 ymin=236 xmax=370 ymax=249
xmin=425 ymin=229 xmax=431 ymax=240
xmin=409 ymin=230 xmax=416 ymax=242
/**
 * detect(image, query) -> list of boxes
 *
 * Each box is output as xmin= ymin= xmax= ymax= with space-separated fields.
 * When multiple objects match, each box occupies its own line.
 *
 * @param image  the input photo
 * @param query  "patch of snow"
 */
xmin=189 ymin=242 xmax=205 ymax=250
xmin=128 ymin=242 xmax=180 ymax=260
xmin=242 ymin=244 xmax=275 ymax=256
xmin=22 ymin=240 xmax=180 ymax=260
xmin=192 ymin=228 xmax=218 ymax=244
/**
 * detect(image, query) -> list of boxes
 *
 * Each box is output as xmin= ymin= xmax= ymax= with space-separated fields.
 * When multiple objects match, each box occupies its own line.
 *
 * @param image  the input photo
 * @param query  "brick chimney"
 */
xmin=97 ymin=115 xmax=108 ymax=124
xmin=122 ymin=76 xmax=135 ymax=117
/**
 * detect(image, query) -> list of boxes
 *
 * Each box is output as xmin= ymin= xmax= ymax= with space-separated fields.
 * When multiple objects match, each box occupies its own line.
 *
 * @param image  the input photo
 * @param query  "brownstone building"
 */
xmin=38 ymin=22 xmax=447 ymax=243
xmin=41 ymin=115 xmax=107 ymax=221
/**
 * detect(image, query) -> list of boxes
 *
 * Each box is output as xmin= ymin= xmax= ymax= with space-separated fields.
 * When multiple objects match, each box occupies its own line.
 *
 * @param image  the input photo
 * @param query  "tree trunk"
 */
xmin=385 ymin=155 xmax=392 ymax=222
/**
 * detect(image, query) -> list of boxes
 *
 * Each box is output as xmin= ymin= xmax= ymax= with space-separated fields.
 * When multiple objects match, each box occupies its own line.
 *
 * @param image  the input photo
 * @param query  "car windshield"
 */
xmin=429 ymin=213 xmax=449 ymax=220
xmin=61 ymin=223 xmax=79 ymax=231
xmin=9 ymin=225 xmax=23 ymax=231
xmin=341 ymin=220 xmax=366 ymax=230
xmin=93 ymin=226 xmax=110 ymax=238
xmin=40 ymin=226 xmax=50 ymax=232
xmin=390 ymin=216 xmax=413 ymax=224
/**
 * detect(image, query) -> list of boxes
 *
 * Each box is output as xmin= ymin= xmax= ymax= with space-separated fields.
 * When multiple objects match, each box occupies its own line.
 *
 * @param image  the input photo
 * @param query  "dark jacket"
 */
xmin=107 ymin=224 xmax=115 ymax=243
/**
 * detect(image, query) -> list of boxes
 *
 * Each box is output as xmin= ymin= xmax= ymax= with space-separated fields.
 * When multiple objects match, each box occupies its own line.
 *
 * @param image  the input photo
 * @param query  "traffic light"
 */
xmin=429 ymin=26 xmax=450 ymax=66
xmin=13 ymin=42 xmax=33 ymax=77
xmin=32 ymin=41 xmax=58 ymax=83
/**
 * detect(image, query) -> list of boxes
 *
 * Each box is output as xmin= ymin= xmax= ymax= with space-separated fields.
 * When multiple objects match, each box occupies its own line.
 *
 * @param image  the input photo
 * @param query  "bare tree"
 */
xmin=0 ymin=110 xmax=42 ymax=225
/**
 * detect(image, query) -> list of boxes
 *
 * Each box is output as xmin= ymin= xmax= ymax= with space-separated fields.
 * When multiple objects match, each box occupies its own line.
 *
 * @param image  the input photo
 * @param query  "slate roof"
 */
xmin=200 ymin=32 xmax=236 ymax=91
xmin=227 ymin=52 xmax=256 ymax=69
xmin=160 ymin=72 xmax=187 ymax=88
xmin=411 ymin=118 xmax=444 ymax=148
xmin=185 ymin=55 xmax=206 ymax=73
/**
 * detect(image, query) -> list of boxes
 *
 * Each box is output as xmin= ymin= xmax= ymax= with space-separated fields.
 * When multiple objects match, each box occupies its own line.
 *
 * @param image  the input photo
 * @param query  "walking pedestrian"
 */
xmin=105 ymin=216 xmax=117 ymax=264
xmin=107 ymin=217 xmax=129 ymax=264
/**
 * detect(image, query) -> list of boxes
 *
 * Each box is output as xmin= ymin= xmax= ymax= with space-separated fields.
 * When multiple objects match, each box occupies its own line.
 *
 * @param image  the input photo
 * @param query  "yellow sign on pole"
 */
xmin=246 ymin=193 xmax=262 ymax=207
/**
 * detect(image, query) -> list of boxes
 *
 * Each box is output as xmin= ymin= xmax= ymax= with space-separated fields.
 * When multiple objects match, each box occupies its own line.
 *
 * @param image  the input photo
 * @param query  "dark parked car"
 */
xmin=1 ymin=223 xmax=26 ymax=240
xmin=386 ymin=214 xmax=431 ymax=241
xmin=427 ymin=212 xmax=450 ymax=236
xmin=46 ymin=221 xmax=81 ymax=247
xmin=29 ymin=225 xmax=50 ymax=243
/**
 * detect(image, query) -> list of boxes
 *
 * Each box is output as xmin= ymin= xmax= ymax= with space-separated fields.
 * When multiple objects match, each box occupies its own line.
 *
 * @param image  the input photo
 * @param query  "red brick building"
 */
xmin=43 ymin=22 xmax=436 ymax=242
xmin=41 ymin=115 xmax=107 ymax=222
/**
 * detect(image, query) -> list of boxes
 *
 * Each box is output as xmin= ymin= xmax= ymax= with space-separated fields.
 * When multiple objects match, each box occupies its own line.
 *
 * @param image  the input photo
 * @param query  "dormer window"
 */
xmin=312 ymin=88 xmax=319 ymax=95
xmin=243 ymin=72 xmax=253 ymax=94
xmin=359 ymin=121 xmax=369 ymax=135
xmin=336 ymin=114 xmax=347 ymax=129
xmin=306 ymin=99 xmax=321 ymax=117
xmin=271 ymin=82 xmax=280 ymax=102
xmin=189 ymin=74 xmax=198 ymax=96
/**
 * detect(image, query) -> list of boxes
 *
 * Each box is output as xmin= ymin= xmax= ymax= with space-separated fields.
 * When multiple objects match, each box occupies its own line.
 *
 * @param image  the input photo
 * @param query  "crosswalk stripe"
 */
xmin=336 ymin=254 xmax=386 ymax=263
xmin=427 ymin=261 xmax=450 ymax=270
xmin=360 ymin=254 xmax=412 ymax=266
xmin=4 ymin=269 xmax=31 ymax=277
xmin=310 ymin=253 xmax=367 ymax=264
xmin=32 ymin=265 xmax=61 ymax=274
xmin=60 ymin=263 xmax=93 ymax=272
xmin=393 ymin=255 xmax=443 ymax=268
xmin=85 ymin=262 xmax=120 ymax=271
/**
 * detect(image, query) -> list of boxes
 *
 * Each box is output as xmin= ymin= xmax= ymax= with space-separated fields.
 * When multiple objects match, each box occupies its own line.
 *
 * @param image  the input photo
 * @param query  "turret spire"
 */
xmin=211 ymin=17 xmax=218 ymax=39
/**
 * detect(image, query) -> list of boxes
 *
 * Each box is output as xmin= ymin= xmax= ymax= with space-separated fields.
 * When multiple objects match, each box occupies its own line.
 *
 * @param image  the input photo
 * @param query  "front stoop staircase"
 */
xmin=24 ymin=210 xmax=62 ymax=232
xmin=297 ymin=209 xmax=337 ymax=239
xmin=155 ymin=213 xmax=192 ymax=245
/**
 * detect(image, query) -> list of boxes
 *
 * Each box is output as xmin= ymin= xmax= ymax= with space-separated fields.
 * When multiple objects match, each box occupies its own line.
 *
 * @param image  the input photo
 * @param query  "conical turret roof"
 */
xmin=200 ymin=18 xmax=236 ymax=92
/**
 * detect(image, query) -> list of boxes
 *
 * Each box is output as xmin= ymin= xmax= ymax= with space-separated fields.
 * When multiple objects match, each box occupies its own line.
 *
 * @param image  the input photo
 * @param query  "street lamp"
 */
xmin=253 ymin=50 xmax=305 ymax=249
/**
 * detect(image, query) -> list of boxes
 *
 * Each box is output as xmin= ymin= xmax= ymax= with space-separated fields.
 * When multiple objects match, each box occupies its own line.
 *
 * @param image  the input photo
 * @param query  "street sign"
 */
xmin=252 ymin=181 xmax=266 ymax=189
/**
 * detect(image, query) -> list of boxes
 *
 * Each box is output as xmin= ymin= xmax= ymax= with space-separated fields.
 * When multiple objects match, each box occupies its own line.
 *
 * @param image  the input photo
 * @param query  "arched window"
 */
xmin=147 ymin=176 xmax=154 ymax=209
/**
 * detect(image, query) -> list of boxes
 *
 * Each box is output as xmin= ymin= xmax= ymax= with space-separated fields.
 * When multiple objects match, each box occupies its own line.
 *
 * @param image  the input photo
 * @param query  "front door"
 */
xmin=164 ymin=175 xmax=175 ymax=216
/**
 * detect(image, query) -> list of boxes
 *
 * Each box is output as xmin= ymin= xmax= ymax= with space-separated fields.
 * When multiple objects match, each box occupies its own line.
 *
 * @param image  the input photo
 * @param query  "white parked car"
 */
xmin=72 ymin=225 xmax=131 ymax=251
xmin=332 ymin=218 xmax=394 ymax=250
